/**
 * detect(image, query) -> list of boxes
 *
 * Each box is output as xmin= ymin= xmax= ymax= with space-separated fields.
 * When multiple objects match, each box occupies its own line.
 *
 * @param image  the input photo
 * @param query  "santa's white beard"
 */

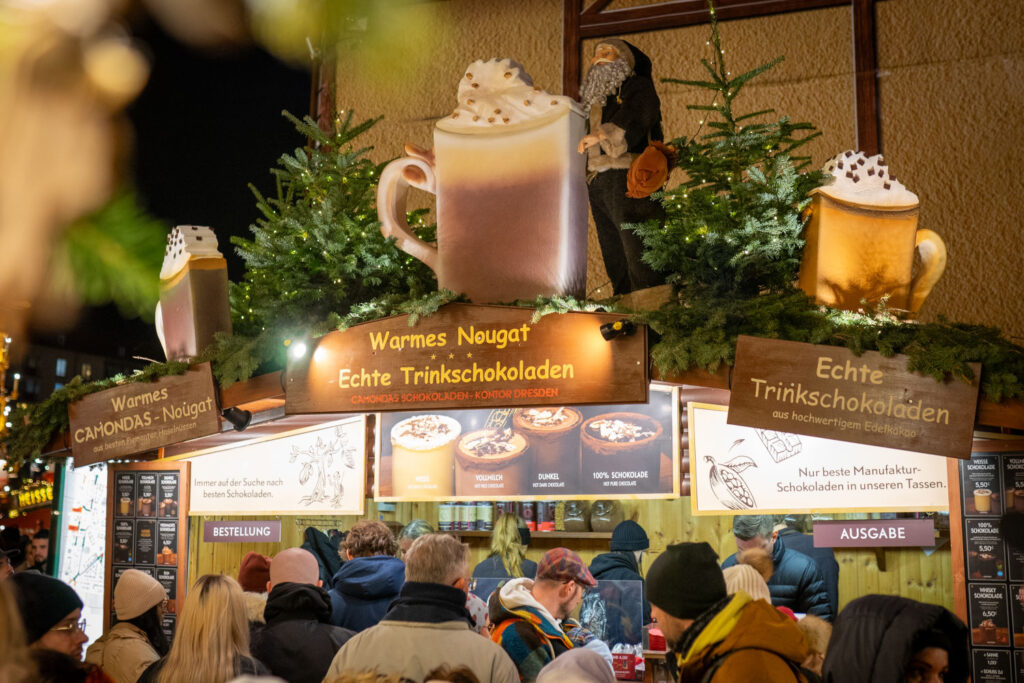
xmin=580 ymin=58 xmax=632 ymax=112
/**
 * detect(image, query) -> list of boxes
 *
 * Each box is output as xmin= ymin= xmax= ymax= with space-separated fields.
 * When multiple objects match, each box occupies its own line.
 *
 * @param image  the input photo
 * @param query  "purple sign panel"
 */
xmin=813 ymin=519 xmax=935 ymax=548
xmin=203 ymin=520 xmax=282 ymax=543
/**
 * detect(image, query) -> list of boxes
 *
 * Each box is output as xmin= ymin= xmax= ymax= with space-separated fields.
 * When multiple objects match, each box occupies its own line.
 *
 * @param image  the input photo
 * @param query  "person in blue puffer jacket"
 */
xmin=328 ymin=521 xmax=404 ymax=632
xmin=721 ymin=514 xmax=833 ymax=622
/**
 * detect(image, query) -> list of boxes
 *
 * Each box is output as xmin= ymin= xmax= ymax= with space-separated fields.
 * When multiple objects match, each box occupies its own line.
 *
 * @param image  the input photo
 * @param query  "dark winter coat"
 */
xmin=778 ymin=527 xmax=840 ymax=617
xmin=722 ymin=536 xmax=833 ymax=620
xmin=671 ymin=594 xmax=812 ymax=683
xmin=472 ymin=554 xmax=538 ymax=580
xmin=250 ymin=582 xmax=354 ymax=683
xmin=598 ymin=42 xmax=663 ymax=152
xmin=588 ymin=551 xmax=651 ymax=625
xmin=300 ymin=526 xmax=342 ymax=589
xmin=327 ymin=554 xmax=405 ymax=632
xmin=822 ymin=594 xmax=969 ymax=683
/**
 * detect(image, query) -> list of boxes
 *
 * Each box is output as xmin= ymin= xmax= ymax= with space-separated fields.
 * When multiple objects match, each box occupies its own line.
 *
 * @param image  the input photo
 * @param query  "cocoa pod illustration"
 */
xmin=706 ymin=454 xmax=757 ymax=510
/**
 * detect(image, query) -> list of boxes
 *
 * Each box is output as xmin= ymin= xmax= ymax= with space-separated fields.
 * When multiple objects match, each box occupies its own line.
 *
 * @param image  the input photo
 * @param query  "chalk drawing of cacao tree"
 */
xmin=288 ymin=426 xmax=357 ymax=507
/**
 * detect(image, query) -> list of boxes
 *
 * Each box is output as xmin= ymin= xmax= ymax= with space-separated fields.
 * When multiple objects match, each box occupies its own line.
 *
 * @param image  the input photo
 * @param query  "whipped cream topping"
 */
xmin=588 ymin=418 xmax=655 ymax=443
xmin=518 ymin=407 xmax=577 ymax=428
xmin=819 ymin=150 xmax=918 ymax=207
xmin=438 ymin=58 xmax=580 ymax=133
xmin=392 ymin=415 xmax=462 ymax=451
xmin=160 ymin=225 xmax=223 ymax=280
xmin=461 ymin=428 xmax=523 ymax=457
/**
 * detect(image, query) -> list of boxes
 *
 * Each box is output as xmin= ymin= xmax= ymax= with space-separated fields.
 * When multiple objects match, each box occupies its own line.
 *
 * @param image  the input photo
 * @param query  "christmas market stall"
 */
xmin=2 ymin=1 xmax=1023 ymax=680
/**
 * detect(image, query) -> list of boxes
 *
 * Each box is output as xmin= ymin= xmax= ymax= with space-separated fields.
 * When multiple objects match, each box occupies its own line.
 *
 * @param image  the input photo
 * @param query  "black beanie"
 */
xmin=611 ymin=520 xmax=650 ymax=551
xmin=647 ymin=542 xmax=726 ymax=619
xmin=11 ymin=572 xmax=84 ymax=643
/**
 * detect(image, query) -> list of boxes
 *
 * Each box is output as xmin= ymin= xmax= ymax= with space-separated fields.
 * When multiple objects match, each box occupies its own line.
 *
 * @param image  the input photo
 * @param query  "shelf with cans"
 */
xmin=438 ymin=500 xmax=621 ymax=537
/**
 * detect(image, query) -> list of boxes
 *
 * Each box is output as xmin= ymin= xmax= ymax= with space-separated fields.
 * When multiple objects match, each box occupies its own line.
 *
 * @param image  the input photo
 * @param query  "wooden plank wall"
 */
xmin=189 ymin=497 xmax=953 ymax=613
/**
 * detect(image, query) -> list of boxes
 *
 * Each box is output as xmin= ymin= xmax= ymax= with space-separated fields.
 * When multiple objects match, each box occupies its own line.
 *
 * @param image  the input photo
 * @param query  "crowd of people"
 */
xmin=0 ymin=514 xmax=967 ymax=683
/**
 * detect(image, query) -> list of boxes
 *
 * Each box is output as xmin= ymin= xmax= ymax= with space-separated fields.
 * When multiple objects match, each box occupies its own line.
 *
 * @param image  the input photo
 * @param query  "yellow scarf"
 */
xmin=676 ymin=592 xmax=752 ymax=668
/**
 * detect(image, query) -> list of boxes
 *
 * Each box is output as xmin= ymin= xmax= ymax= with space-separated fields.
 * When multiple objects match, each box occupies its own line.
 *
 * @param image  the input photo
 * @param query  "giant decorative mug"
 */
xmin=798 ymin=150 xmax=946 ymax=314
xmin=377 ymin=58 xmax=589 ymax=303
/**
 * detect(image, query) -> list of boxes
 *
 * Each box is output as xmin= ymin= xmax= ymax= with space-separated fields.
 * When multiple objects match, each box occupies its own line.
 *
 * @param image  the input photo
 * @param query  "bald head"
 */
xmin=269 ymin=548 xmax=321 ymax=589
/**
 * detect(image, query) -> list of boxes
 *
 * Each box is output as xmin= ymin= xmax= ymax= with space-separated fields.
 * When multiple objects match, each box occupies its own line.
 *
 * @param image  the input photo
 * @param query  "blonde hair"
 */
xmin=0 ymin=582 xmax=34 ymax=683
xmin=489 ymin=513 xmax=526 ymax=578
xmin=157 ymin=574 xmax=250 ymax=683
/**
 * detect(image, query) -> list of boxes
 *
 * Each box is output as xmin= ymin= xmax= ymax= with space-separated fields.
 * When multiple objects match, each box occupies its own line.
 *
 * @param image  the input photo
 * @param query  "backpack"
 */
xmin=699 ymin=646 xmax=824 ymax=683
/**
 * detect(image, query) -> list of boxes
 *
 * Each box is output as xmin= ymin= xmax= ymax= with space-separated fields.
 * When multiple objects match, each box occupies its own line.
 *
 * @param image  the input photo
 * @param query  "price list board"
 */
xmin=105 ymin=461 xmax=190 ymax=644
xmin=960 ymin=451 xmax=1024 ymax=681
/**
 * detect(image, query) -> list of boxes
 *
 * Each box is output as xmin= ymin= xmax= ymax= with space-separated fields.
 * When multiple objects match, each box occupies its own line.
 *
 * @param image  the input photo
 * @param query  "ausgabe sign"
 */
xmin=69 ymin=363 xmax=221 ymax=466
xmin=728 ymin=336 xmax=980 ymax=459
xmin=286 ymin=303 xmax=648 ymax=413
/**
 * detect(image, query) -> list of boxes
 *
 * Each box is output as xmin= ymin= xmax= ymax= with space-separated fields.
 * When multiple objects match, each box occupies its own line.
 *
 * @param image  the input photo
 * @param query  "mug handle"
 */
xmin=376 ymin=143 xmax=440 ymax=274
xmin=908 ymin=228 xmax=947 ymax=313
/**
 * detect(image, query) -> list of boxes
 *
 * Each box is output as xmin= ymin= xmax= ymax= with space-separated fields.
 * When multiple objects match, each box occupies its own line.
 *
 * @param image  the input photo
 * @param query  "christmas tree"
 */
xmin=230 ymin=110 xmax=437 ymax=339
xmin=631 ymin=4 xmax=828 ymax=373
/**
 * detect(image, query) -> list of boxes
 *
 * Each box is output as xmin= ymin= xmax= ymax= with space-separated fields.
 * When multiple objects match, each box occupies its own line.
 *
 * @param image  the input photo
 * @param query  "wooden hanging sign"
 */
xmin=728 ymin=336 xmax=980 ymax=459
xmin=286 ymin=303 xmax=648 ymax=413
xmin=69 ymin=363 xmax=221 ymax=466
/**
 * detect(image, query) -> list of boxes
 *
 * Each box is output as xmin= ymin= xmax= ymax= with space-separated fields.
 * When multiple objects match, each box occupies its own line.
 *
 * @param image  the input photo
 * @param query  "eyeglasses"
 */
xmin=50 ymin=618 xmax=86 ymax=634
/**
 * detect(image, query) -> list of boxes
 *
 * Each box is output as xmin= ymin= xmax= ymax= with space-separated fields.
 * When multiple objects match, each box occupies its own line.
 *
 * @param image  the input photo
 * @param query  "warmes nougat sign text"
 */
xmin=69 ymin=363 xmax=221 ymax=466
xmin=285 ymin=304 xmax=648 ymax=413
xmin=728 ymin=336 xmax=980 ymax=459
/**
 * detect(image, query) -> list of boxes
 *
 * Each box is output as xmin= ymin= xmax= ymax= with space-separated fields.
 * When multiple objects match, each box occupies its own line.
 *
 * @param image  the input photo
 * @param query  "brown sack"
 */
xmin=626 ymin=141 xmax=677 ymax=198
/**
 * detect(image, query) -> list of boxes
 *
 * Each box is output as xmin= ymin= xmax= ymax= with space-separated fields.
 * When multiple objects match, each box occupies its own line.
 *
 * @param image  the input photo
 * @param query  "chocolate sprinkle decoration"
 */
xmin=884 ymin=182 xmax=892 ymax=189
xmin=852 ymin=174 xmax=860 ymax=182
xmin=504 ymin=72 xmax=512 ymax=78
xmin=471 ymin=83 xmax=479 ymax=88
xmin=867 ymin=168 xmax=875 ymax=175
xmin=837 ymin=161 xmax=844 ymax=169
xmin=844 ymin=151 xmax=853 ymax=157
xmin=487 ymin=117 xmax=495 ymax=123
xmin=466 ymin=73 xmax=473 ymax=79
xmin=846 ymin=171 xmax=854 ymax=178
xmin=523 ymin=100 xmax=531 ymax=106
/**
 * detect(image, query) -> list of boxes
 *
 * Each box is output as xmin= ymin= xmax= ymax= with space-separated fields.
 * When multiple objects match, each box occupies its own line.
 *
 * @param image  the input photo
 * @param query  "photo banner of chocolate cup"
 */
xmin=390 ymin=414 xmax=460 ymax=498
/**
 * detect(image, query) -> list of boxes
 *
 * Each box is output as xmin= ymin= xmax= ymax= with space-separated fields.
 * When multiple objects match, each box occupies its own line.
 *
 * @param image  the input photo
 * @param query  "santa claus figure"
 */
xmin=577 ymin=39 xmax=665 ymax=296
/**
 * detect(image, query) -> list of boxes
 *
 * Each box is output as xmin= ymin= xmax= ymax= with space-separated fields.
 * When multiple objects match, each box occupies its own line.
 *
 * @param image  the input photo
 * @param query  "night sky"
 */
xmin=36 ymin=16 xmax=310 ymax=359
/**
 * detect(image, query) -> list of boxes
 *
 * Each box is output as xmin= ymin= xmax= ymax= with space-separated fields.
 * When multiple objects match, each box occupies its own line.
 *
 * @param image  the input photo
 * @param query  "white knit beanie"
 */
xmin=723 ymin=564 xmax=772 ymax=603
xmin=115 ymin=569 xmax=167 ymax=620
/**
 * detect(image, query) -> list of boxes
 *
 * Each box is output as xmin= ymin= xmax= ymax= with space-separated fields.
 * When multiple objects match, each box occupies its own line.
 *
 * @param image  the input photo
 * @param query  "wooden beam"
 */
xmin=852 ymin=0 xmax=881 ymax=154
xmin=564 ymin=0 xmax=584 ymax=99
xmin=578 ymin=0 xmax=849 ymax=38
xmin=946 ymin=455 xmax=966 ymax=622
xmin=219 ymin=371 xmax=284 ymax=409
xmin=582 ymin=0 xmax=616 ymax=15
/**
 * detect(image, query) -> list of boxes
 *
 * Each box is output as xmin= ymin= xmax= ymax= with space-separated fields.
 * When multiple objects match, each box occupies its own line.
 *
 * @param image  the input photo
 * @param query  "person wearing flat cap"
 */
xmin=85 ymin=569 xmax=169 ymax=683
xmin=489 ymin=547 xmax=610 ymax=682
xmin=646 ymin=542 xmax=811 ymax=682
xmin=589 ymin=520 xmax=651 ymax=625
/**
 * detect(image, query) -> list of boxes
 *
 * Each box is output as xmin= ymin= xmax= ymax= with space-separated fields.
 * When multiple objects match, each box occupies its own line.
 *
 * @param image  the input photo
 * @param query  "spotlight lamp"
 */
xmin=600 ymin=319 xmax=637 ymax=341
xmin=222 ymin=407 xmax=252 ymax=432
